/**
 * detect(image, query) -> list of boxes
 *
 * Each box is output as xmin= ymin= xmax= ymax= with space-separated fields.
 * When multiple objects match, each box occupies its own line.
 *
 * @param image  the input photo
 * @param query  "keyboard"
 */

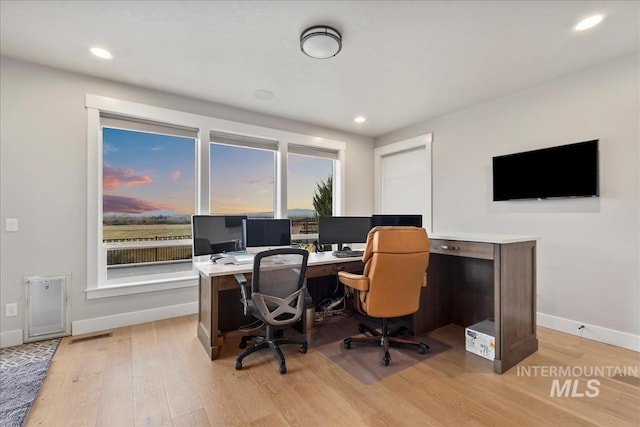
xmin=332 ymin=250 xmax=364 ymax=258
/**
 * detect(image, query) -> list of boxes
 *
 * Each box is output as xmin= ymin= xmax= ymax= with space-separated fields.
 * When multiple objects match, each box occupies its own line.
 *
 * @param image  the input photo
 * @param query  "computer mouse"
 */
xmin=342 ymin=246 xmax=351 ymax=251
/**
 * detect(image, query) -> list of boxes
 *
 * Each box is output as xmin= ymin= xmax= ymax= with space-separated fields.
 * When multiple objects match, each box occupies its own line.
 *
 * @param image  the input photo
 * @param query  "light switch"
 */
xmin=6 ymin=218 xmax=18 ymax=232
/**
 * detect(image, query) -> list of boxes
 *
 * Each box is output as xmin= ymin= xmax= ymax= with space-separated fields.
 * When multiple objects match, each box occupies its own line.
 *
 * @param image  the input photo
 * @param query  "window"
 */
xmin=287 ymin=146 xmax=337 ymax=236
xmin=86 ymin=95 xmax=345 ymax=298
xmin=210 ymin=132 xmax=277 ymax=217
xmin=102 ymin=125 xmax=196 ymax=281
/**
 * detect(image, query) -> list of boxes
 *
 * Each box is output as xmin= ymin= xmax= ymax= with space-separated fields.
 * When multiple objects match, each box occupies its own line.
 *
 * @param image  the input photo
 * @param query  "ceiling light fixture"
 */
xmin=300 ymin=26 xmax=342 ymax=59
xmin=90 ymin=47 xmax=113 ymax=59
xmin=354 ymin=116 xmax=366 ymax=124
xmin=574 ymin=15 xmax=604 ymax=31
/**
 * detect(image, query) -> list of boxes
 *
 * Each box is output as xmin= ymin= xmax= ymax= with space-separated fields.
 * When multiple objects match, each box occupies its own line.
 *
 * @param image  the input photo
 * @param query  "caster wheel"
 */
xmin=235 ymin=360 xmax=243 ymax=370
xmin=358 ymin=324 xmax=366 ymax=333
xmin=382 ymin=351 xmax=390 ymax=366
xmin=344 ymin=341 xmax=351 ymax=350
xmin=418 ymin=344 xmax=427 ymax=354
xmin=279 ymin=365 xmax=287 ymax=374
xmin=300 ymin=344 xmax=308 ymax=354
xmin=239 ymin=341 xmax=247 ymax=349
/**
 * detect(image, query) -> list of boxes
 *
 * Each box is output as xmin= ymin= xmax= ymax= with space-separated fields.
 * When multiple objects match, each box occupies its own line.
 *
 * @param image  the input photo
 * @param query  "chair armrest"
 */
xmin=234 ymin=273 xmax=249 ymax=314
xmin=338 ymin=271 xmax=370 ymax=292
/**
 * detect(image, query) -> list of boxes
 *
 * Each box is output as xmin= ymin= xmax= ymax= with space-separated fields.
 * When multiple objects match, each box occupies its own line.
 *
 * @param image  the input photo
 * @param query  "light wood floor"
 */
xmin=26 ymin=314 xmax=639 ymax=426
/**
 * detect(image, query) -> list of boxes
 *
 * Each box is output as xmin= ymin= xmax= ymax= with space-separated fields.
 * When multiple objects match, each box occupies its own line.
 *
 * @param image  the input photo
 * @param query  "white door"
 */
xmin=374 ymin=134 xmax=433 ymax=233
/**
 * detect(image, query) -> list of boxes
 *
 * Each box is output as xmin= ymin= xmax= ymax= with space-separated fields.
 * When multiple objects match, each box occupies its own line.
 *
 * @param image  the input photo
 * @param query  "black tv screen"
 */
xmin=243 ymin=219 xmax=291 ymax=248
xmin=192 ymin=215 xmax=247 ymax=256
xmin=318 ymin=216 xmax=372 ymax=248
xmin=492 ymin=140 xmax=599 ymax=201
xmin=372 ymin=214 xmax=422 ymax=227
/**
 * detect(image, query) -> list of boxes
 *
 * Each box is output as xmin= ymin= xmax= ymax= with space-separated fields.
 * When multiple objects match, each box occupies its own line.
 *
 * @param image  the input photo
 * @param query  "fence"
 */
xmin=105 ymin=216 xmax=320 ymax=266
xmin=105 ymin=235 xmax=191 ymax=266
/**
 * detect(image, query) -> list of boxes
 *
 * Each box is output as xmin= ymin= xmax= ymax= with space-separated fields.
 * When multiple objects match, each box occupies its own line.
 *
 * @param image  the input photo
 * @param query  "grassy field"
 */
xmin=103 ymin=224 xmax=192 ymax=241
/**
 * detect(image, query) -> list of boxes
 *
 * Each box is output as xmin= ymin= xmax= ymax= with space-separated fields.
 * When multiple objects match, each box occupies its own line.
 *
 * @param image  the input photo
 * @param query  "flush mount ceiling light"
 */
xmin=354 ymin=116 xmax=366 ymax=124
xmin=574 ymin=14 xmax=604 ymax=31
xmin=300 ymin=26 xmax=342 ymax=59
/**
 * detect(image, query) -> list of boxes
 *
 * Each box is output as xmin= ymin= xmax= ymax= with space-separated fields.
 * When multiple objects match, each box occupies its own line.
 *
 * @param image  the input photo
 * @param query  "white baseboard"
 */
xmin=0 ymin=329 xmax=23 ymax=348
xmin=537 ymin=313 xmax=640 ymax=352
xmin=72 ymin=302 xmax=198 ymax=336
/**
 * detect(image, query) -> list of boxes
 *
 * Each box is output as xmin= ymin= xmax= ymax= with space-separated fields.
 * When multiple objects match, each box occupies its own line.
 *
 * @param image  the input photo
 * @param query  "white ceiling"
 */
xmin=1 ymin=1 xmax=638 ymax=138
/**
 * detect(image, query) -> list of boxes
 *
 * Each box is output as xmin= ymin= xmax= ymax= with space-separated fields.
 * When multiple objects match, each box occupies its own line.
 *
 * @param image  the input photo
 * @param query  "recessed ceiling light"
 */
xmin=254 ymin=90 xmax=275 ymax=100
xmin=90 ymin=47 xmax=113 ymax=59
xmin=574 ymin=15 xmax=604 ymax=31
xmin=354 ymin=116 xmax=366 ymax=124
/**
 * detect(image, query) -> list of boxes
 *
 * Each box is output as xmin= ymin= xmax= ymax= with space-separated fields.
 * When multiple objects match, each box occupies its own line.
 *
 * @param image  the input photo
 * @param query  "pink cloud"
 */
xmin=103 ymin=164 xmax=152 ymax=191
xmin=103 ymin=195 xmax=172 ymax=214
xmin=170 ymin=170 xmax=181 ymax=180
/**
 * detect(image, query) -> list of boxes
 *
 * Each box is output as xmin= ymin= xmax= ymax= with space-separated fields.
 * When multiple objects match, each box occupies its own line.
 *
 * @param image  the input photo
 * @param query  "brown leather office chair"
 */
xmin=338 ymin=226 xmax=430 ymax=366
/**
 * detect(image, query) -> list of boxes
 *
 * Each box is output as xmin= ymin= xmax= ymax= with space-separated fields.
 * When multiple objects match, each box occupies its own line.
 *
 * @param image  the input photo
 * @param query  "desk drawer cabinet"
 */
xmin=430 ymin=239 xmax=494 ymax=260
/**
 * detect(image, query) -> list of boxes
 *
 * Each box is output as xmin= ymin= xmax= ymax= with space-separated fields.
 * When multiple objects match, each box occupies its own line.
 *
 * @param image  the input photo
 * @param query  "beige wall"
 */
xmin=377 ymin=54 xmax=640 ymax=342
xmin=0 ymin=57 xmax=375 ymax=343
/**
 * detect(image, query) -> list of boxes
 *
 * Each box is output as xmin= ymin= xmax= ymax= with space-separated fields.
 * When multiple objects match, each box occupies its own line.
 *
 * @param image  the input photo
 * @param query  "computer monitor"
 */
xmin=243 ymin=218 xmax=292 ymax=249
xmin=371 ymin=214 xmax=423 ymax=227
xmin=318 ymin=216 xmax=372 ymax=250
xmin=192 ymin=215 xmax=247 ymax=257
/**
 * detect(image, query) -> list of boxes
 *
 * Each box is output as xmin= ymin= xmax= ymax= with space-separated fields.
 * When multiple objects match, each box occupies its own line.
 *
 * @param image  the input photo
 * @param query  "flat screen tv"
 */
xmin=372 ymin=214 xmax=422 ymax=227
xmin=492 ymin=140 xmax=599 ymax=201
xmin=192 ymin=215 xmax=247 ymax=257
xmin=243 ymin=218 xmax=291 ymax=248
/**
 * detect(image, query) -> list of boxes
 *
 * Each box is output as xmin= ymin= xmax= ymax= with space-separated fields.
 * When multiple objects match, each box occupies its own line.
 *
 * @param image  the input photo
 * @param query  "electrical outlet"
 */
xmin=6 ymin=303 xmax=17 ymax=317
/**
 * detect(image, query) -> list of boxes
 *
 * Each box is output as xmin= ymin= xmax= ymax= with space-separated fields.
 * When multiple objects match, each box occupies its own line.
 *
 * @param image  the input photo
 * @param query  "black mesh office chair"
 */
xmin=235 ymin=248 xmax=309 ymax=374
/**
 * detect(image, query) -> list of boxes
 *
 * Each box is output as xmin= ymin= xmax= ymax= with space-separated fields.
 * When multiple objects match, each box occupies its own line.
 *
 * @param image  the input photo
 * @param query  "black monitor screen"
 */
xmin=372 ymin=214 xmax=422 ymax=227
xmin=492 ymin=140 xmax=599 ymax=201
xmin=192 ymin=215 xmax=247 ymax=256
xmin=318 ymin=216 xmax=372 ymax=247
xmin=243 ymin=219 xmax=291 ymax=248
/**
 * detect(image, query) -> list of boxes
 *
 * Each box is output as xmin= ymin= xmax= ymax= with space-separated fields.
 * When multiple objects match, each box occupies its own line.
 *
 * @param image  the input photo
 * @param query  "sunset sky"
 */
xmin=103 ymin=128 xmax=332 ymax=215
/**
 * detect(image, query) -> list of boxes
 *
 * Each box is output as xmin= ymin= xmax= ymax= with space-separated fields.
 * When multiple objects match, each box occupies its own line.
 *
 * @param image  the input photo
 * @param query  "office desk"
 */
xmin=195 ymin=233 xmax=538 ymax=374
xmin=195 ymin=253 xmax=364 ymax=360
xmin=423 ymin=233 xmax=538 ymax=374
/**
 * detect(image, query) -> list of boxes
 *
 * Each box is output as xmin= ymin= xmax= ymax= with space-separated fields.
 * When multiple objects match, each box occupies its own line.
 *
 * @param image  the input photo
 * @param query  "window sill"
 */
xmin=86 ymin=274 xmax=198 ymax=299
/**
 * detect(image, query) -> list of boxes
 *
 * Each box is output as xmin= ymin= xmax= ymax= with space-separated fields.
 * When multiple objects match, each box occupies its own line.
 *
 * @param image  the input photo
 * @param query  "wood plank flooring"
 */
xmin=25 ymin=314 xmax=639 ymax=426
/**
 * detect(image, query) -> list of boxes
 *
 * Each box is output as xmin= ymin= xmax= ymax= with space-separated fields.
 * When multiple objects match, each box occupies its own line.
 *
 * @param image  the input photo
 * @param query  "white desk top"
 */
xmin=194 ymin=251 xmax=361 ymax=277
xmin=194 ymin=233 xmax=538 ymax=277
xmin=429 ymin=232 xmax=539 ymax=244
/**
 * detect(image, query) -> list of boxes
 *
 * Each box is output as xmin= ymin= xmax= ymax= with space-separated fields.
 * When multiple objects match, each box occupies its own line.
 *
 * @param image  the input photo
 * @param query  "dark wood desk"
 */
xmin=423 ymin=233 xmax=538 ymax=374
xmin=195 ymin=253 xmax=363 ymax=360
xmin=195 ymin=233 xmax=538 ymax=374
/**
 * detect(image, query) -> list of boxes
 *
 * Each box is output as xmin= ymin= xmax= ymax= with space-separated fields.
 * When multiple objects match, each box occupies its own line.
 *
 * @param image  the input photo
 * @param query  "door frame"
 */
xmin=374 ymin=133 xmax=433 ymax=233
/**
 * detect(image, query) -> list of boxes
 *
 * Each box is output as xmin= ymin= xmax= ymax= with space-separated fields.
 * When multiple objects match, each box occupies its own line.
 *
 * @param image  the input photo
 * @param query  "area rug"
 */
xmin=309 ymin=314 xmax=451 ymax=385
xmin=0 ymin=338 xmax=60 ymax=427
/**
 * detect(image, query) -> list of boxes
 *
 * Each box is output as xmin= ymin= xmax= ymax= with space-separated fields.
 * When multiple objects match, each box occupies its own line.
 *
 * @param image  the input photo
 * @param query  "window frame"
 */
xmin=86 ymin=94 xmax=345 ymax=299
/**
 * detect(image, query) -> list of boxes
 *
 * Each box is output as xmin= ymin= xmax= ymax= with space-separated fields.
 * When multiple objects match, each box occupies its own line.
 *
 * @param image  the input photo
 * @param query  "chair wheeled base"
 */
xmin=236 ymin=325 xmax=307 ymax=374
xmin=343 ymin=318 xmax=429 ymax=366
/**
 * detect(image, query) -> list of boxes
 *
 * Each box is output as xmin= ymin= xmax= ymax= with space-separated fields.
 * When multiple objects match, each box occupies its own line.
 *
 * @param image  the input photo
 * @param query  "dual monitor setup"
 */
xmin=192 ymin=214 xmax=423 ymax=261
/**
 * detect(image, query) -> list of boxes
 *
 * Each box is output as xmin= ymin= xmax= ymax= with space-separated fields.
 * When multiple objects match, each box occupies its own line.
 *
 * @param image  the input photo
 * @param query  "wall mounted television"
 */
xmin=492 ymin=140 xmax=599 ymax=201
